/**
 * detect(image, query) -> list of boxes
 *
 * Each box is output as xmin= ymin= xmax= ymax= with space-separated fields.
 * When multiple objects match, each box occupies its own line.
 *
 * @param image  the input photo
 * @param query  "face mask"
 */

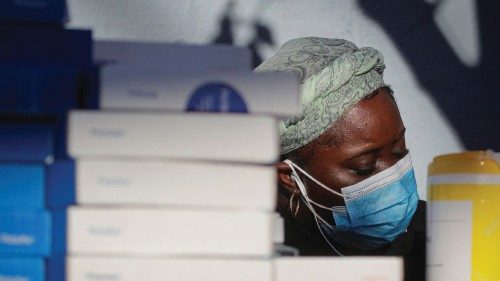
xmin=284 ymin=153 xmax=419 ymax=252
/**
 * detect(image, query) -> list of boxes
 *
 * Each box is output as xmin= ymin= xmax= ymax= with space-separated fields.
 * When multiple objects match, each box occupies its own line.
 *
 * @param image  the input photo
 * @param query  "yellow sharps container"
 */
xmin=427 ymin=151 xmax=500 ymax=281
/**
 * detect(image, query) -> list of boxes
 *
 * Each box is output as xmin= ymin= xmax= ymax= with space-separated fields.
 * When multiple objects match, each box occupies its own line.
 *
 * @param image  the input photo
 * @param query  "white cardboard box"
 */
xmin=67 ymin=256 xmax=272 ymax=281
xmin=275 ymin=257 xmax=403 ymax=281
xmin=273 ymin=213 xmax=285 ymax=244
xmin=68 ymin=110 xmax=278 ymax=164
xmin=100 ymin=67 xmax=299 ymax=117
xmin=76 ymin=159 xmax=276 ymax=211
xmin=67 ymin=207 xmax=274 ymax=257
xmin=94 ymin=40 xmax=251 ymax=71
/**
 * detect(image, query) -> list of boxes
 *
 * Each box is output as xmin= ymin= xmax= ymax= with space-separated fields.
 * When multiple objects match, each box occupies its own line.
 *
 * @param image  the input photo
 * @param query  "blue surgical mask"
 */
xmin=284 ymin=153 xmax=419 ymax=252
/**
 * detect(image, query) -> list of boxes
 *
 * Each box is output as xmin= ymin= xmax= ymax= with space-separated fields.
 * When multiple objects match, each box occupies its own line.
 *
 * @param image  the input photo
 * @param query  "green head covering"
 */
xmin=255 ymin=37 xmax=388 ymax=155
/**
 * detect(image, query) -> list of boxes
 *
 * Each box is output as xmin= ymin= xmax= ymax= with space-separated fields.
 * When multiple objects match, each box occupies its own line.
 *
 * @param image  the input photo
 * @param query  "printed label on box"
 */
xmin=187 ymin=82 xmax=247 ymax=113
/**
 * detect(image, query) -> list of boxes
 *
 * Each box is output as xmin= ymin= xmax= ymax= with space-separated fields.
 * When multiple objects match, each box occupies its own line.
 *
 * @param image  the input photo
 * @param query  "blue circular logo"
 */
xmin=186 ymin=82 xmax=248 ymax=113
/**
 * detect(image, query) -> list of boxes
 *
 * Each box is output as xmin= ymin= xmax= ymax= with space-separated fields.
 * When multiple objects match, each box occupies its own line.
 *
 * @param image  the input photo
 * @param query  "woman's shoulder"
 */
xmin=281 ymin=209 xmax=337 ymax=256
xmin=410 ymin=200 xmax=426 ymax=235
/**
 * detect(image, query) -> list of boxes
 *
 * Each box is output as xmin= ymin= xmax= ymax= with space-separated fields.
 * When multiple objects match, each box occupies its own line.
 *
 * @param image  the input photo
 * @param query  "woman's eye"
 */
xmin=353 ymin=167 xmax=376 ymax=177
xmin=393 ymin=148 xmax=409 ymax=159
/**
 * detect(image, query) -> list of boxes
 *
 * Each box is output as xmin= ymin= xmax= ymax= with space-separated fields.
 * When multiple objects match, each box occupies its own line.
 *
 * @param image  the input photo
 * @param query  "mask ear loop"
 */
xmin=290 ymin=173 xmax=332 ymax=227
xmin=284 ymin=160 xmax=346 ymax=198
xmin=284 ymin=159 xmax=344 ymax=256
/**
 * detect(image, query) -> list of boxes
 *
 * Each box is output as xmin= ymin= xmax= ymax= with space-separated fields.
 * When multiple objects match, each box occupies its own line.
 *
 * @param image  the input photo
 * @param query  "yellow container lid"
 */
xmin=428 ymin=151 xmax=500 ymax=176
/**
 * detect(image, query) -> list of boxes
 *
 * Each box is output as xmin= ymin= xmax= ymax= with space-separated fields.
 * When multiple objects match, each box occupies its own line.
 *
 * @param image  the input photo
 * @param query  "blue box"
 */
xmin=0 ymin=163 xmax=45 ymax=208
xmin=52 ymin=116 xmax=70 ymax=161
xmin=47 ymin=160 xmax=75 ymax=209
xmin=49 ymin=211 xmax=66 ymax=256
xmin=0 ymin=256 xmax=44 ymax=281
xmin=0 ymin=0 xmax=67 ymax=25
xmin=0 ymin=209 xmax=51 ymax=256
xmin=46 ymin=255 xmax=64 ymax=281
xmin=0 ymin=26 xmax=91 ymax=65
xmin=0 ymin=160 xmax=76 ymax=209
xmin=0 ymin=256 xmax=66 ymax=281
xmin=0 ymin=122 xmax=53 ymax=162
xmin=0 ymin=65 xmax=81 ymax=114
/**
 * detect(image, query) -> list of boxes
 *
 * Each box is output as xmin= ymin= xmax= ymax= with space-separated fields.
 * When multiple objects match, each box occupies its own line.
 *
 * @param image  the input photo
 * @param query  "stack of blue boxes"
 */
xmin=0 ymin=1 xmax=97 ymax=280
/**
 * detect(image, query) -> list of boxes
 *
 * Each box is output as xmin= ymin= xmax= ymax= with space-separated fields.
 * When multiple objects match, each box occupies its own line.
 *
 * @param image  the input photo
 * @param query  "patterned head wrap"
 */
xmin=255 ymin=37 xmax=388 ymax=155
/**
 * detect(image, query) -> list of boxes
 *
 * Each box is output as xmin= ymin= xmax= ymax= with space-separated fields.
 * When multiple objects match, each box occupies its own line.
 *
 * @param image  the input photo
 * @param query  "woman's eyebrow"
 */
xmin=393 ymin=127 xmax=407 ymax=143
xmin=348 ymin=147 xmax=381 ymax=160
xmin=344 ymin=127 xmax=407 ymax=160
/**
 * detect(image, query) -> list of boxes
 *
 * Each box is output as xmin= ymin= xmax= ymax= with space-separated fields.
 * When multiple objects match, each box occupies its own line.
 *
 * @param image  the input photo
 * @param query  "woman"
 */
xmin=256 ymin=37 xmax=426 ymax=281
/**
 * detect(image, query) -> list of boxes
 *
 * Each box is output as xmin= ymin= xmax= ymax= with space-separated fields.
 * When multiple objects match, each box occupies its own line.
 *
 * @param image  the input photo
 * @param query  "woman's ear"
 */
xmin=275 ymin=161 xmax=300 ymax=194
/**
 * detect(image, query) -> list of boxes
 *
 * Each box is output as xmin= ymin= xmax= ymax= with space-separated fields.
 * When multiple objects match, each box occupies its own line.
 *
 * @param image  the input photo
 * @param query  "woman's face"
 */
xmin=279 ymin=87 xmax=409 ymax=224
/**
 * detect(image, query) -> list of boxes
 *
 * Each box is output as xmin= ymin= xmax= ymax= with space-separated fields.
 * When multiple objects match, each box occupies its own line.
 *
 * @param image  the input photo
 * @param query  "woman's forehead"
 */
xmin=324 ymin=90 xmax=403 ymax=148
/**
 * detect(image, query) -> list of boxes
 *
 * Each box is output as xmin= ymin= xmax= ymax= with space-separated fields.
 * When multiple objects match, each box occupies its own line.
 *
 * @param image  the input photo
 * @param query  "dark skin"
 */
xmin=277 ymin=87 xmax=409 ymax=227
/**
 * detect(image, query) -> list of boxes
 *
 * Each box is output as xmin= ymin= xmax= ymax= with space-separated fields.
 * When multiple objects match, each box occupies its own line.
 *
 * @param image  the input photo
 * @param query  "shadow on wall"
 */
xmin=211 ymin=0 xmax=499 ymax=150
xmin=358 ymin=0 xmax=500 ymax=150
xmin=212 ymin=1 xmax=275 ymax=68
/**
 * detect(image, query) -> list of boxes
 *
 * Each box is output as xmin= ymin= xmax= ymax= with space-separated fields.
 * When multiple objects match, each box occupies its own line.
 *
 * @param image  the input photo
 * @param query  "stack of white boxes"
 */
xmin=63 ymin=41 xmax=405 ymax=281
xmin=64 ymin=41 xmax=296 ymax=281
